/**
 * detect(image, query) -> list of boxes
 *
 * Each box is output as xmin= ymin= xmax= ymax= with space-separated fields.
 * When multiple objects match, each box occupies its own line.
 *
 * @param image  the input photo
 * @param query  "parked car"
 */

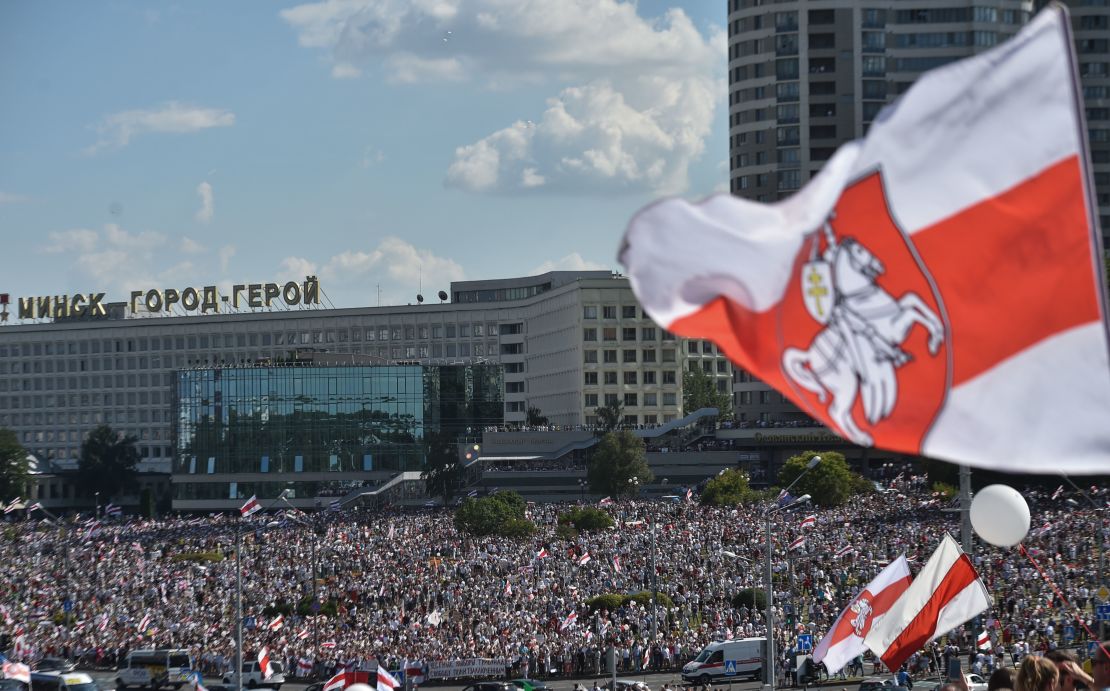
xmin=511 ymin=680 xmax=554 ymax=691
xmin=461 ymin=683 xmax=515 ymax=691
xmin=928 ymin=675 xmax=987 ymax=691
xmin=221 ymin=662 xmax=284 ymax=690
xmin=34 ymin=660 xmax=75 ymax=675
xmin=603 ymin=680 xmax=651 ymax=691
xmin=859 ymin=677 xmax=898 ymax=691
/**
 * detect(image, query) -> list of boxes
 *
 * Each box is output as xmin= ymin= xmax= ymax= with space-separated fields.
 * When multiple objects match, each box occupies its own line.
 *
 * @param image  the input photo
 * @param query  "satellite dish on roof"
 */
xmin=438 ymin=290 xmax=448 ymax=302
xmin=417 ymin=294 xmax=424 ymax=303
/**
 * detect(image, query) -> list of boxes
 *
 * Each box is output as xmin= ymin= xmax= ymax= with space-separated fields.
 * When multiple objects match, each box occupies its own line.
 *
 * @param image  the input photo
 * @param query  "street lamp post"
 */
xmin=279 ymin=491 xmax=321 ymax=655
xmin=763 ymin=454 xmax=822 ymax=691
xmin=578 ymin=478 xmax=587 ymax=502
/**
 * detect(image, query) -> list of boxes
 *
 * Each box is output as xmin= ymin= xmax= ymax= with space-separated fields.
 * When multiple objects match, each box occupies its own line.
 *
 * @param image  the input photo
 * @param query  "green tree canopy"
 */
xmin=526 ymin=406 xmax=548 ymax=427
xmin=454 ymin=490 xmax=535 ymax=537
xmin=587 ymin=430 xmax=653 ymax=497
xmin=77 ymin=425 xmax=139 ymax=500
xmin=0 ymin=428 xmax=29 ymax=502
xmin=732 ymin=588 xmax=767 ymax=610
xmin=558 ymin=506 xmax=615 ymax=531
xmin=682 ymin=367 xmax=733 ymax=419
xmin=594 ymin=402 xmax=624 ymax=434
xmin=777 ymin=450 xmax=870 ymax=508
xmin=700 ymin=468 xmax=755 ymax=507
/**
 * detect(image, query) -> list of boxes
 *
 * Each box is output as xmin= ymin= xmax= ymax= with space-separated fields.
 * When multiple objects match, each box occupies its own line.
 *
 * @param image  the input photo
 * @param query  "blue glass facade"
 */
xmin=172 ymin=364 xmax=502 ymax=503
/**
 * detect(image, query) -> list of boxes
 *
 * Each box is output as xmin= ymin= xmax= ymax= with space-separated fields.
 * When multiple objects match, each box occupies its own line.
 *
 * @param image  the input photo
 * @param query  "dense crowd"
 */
xmin=1 ymin=478 xmax=1105 ymax=684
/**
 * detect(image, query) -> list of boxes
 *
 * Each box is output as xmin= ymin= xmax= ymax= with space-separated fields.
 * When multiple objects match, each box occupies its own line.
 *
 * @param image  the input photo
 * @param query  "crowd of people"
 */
xmin=0 ymin=477 xmax=1105 ymax=685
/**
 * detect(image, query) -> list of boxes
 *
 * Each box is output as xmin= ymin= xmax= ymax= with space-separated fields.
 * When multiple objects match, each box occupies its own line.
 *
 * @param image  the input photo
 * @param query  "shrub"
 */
xmin=584 ymin=592 xmax=674 ymax=612
xmin=500 ymin=518 xmax=537 ymax=537
xmin=558 ymin=507 xmax=615 ymax=532
xmin=700 ymin=468 xmax=755 ymax=507
xmin=627 ymin=590 xmax=674 ymax=609
xmin=454 ymin=491 xmax=536 ymax=538
xmin=171 ymin=551 xmax=224 ymax=563
xmin=932 ymin=482 xmax=957 ymax=499
xmin=585 ymin=594 xmax=626 ymax=612
xmin=732 ymin=588 xmax=767 ymax=610
xmin=554 ymin=524 xmax=579 ymax=541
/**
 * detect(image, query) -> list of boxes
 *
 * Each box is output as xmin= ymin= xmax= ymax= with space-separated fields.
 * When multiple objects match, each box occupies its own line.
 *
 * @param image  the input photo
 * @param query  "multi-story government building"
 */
xmin=0 ymin=271 xmax=736 ymax=471
xmin=726 ymin=0 xmax=1109 ymax=422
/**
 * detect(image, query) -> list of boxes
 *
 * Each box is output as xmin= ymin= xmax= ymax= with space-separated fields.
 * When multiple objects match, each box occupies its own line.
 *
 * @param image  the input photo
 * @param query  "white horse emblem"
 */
xmin=849 ymin=596 xmax=873 ymax=637
xmin=783 ymin=220 xmax=945 ymax=446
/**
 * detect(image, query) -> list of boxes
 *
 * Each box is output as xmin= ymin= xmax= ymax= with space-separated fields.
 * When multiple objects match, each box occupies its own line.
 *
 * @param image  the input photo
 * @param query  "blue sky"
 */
xmin=0 ymin=0 xmax=728 ymax=309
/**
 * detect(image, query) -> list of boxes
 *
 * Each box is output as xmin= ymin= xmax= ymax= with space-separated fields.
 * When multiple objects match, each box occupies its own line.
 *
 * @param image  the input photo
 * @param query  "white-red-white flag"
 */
xmin=321 ymin=641 xmax=337 ymax=649
xmin=240 ymin=495 xmax=261 ymax=518
xmin=1051 ymin=485 xmax=1064 ymax=500
xmin=618 ymin=6 xmax=1110 ymax=475
xmin=376 ymin=667 xmax=400 ymax=691
xmin=864 ymin=534 xmax=991 ymax=670
xmin=137 ymin=614 xmax=151 ymax=632
xmin=536 ymin=548 xmax=549 ymax=559
xmin=296 ymin=628 xmax=310 ymax=640
xmin=268 ymin=614 xmax=284 ymax=631
xmin=559 ymin=611 xmax=578 ymax=631
xmin=788 ymin=536 xmax=805 ymax=551
xmin=834 ymin=545 xmax=855 ymax=559
xmin=612 ymin=556 xmax=621 ymax=573
xmin=977 ymin=630 xmax=992 ymax=651
xmin=800 ymin=515 xmax=817 ymax=529
xmin=2 ymin=661 xmax=30 ymax=684
xmin=598 ymin=497 xmax=613 ymax=507
xmin=258 ymin=647 xmax=274 ymax=680
xmin=813 ymin=555 xmax=912 ymax=674
xmin=578 ymin=551 xmax=591 ymax=565
xmin=322 ymin=671 xmax=345 ymax=691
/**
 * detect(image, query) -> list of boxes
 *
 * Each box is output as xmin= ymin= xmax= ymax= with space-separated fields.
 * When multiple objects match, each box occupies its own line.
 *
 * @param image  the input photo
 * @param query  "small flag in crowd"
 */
xmin=268 ymin=614 xmax=284 ymax=631
xmin=1031 ymin=522 xmax=1054 ymax=538
xmin=577 ymin=551 xmax=591 ymax=565
xmin=504 ymin=579 xmax=512 ymax=596
xmin=612 ymin=556 xmax=621 ymax=573
xmin=685 ymin=487 xmax=693 ymax=503
xmin=642 ymin=646 xmax=650 ymax=669
xmin=296 ymin=628 xmax=309 ymax=640
xmin=2 ymin=659 xmax=31 ymax=685
xmin=800 ymin=515 xmax=817 ymax=529
xmin=467 ymin=489 xmax=480 ymax=498
xmin=322 ymin=671 xmax=346 ymax=691
xmin=105 ymin=503 xmax=122 ymax=517
xmin=329 ymin=500 xmax=341 ymax=512
xmin=376 ymin=667 xmax=401 ymax=691
xmin=240 ymin=495 xmax=261 ymax=518
xmin=258 ymin=647 xmax=274 ymax=680
xmin=535 ymin=547 xmax=549 ymax=559
xmin=559 ymin=611 xmax=577 ymax=631
xmin=834 ymin=545 xmax=855 ymax=559
xmin=3 ymin=498 xmax=21 ymax=514
xmin=788 ymin=536 xmax=806 ymax=551
xmin=777 ymin=490 xmax=797 ymax=508
xmin=297 ymin=659 xmax=313 ymax=678
xmin=977 ymin=630 xmax=992 ymax=651
xmin=1051 ymin=485 xmax=1064 ymax=500
xmin=864 ymin=534 xmax=991 ymax=671
xmin=138 ymin=614 xmax=151 ymax=633
xmin=27 ymin=502 xmax=43 ymax=513
xmin=387 ymin=523 xmax=395 ymax=539
xmin=598 ymin=496 xmax=613 ymax=507
xmin=321 ymin=641 xmax=337 ymax=649
xmin=813 ymin=555 xmax=912 ymax=674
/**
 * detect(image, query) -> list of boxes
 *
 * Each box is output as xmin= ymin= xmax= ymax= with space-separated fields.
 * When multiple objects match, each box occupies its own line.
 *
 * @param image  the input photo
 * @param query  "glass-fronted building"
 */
xmin=172 ymin=363 xmax=502 ymax=510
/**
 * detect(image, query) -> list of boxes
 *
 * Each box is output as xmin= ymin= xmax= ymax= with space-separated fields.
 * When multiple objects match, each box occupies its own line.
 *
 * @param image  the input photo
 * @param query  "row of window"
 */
xmin=583 ymin=413 xmax=675 ymax=427
xmin=585 ymin=348 xmax=676 ymax=364
xmin=582 ymin=305 xmax=643 ymax=320
xmin=582 ymin=326 xmax=674 ymax=342
xmin=584 ymin=370 xmax=678 ymax=385
xmin=585 ymin=392 xmax=681 ymax=408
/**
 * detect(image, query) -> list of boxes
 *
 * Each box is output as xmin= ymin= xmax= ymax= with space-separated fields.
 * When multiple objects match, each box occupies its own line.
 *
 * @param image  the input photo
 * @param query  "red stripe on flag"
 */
xmin=913 ymin=156 xmax=1101 ymax=386
xmin=879 ymin=554 xmax=979 ymax=670
xmin=826 ymin=574 xmax=912 ymax=647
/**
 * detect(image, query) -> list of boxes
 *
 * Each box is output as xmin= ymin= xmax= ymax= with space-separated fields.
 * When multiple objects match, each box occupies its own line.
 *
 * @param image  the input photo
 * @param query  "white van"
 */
xmin=682 ymin=638 xmax=765 ymax=684
xmin=116 ymin=649 xmax=195 ymax=690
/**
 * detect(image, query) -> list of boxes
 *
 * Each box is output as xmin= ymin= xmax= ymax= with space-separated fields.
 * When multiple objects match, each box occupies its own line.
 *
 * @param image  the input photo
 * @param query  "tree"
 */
xmin=0 ymin=428 xmax=29 ymax=502
xmin=558 ymin=506 xmax=615 ymax=531
xmin=454 ymin=490 xmax=535 ymax=537
xmin=777 ymin=450 xmax=870 ymax=508
xmin=587 ymin=430 xmax=653 ymax=497
xmin=594 ymin=401 xmax=624 ymax=434
xmin=682 ymin=367 xmax=733 ymax=419
xmin=422 ymin=431 xmax=463 ymax=503
xmin=78 ymin=425 xmax=139 ymax=500
xmin=526 ymin=405 xmax=548 ymax=427
xmin=700 ymin=468 xmax=754 ymax=507
xmin=732 ymin=588 xmax=767 ymax=610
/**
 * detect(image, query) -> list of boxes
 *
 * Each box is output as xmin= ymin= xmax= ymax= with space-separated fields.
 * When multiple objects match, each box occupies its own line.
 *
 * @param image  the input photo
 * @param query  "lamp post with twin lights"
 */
xmin=763 ymin=454 xmax=822 ymax=691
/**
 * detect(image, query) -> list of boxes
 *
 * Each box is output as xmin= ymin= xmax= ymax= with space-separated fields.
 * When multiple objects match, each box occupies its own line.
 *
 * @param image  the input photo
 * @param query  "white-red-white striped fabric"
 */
xmin=268 ymin=614 xmax=284 ymax=631
xmin=2 ymin=661 xmax=30 ymax=684
xmin=297 ymin=628 xmax=309 ymax=640
xmin=578 ymin=551 xmax=591 ymax=565
xmin=559 ymin=611 xmax=577 ymax=631
xmin=612 ymin=556 xmax=621 ymax=573
xmin=138 ymin=615 xmax=151 ymax=632
xmin=258 ymin=647 xmax=274 ymax=680
xmin=800 ymin=515 xmax=817 ymax=529
xmin=322 ymin=671 xmax=345 ymax=691
xmin=321 ymin=641 xmax=337 ymax=649
xmin=834 ymin=545 xmax=855 ymax=559
xmin=376 ymin=667 xmax=400 ymax=691
xmin=536 ymin=548 xmax=548 ymax=559
xmin=813 ymin=556 xmax=912 ymax=674
xmin=788 ymin=536 xmax=805 ymax=551
xmin=297 ymin=658 xmax=313 ymax=678
xmin=240 ymin=495 xmax=261 ymax=518
xmin=864 ymin=534 xmax=991 ymax=670
xmin=977 ymin=630 xmax=992 ymax=651
xmin=619 ymin=6 xmax=1109 ymax=474
xmin=598 ymin=497 xmax=613 ymax=507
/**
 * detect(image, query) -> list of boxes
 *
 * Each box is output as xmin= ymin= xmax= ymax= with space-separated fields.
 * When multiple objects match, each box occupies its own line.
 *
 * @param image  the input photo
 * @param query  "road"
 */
xmin=84 ymin=670 xmax=904 ymax=691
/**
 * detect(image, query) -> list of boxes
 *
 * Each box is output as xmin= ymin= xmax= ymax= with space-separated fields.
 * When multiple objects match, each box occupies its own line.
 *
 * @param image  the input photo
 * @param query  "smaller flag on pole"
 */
xmin=612 ymin=556 xmax=621 ymax=573
xmin=559 ymin=611 xmax=578 ymax=631
xmin=977 ymin=630 xmax=991 ymax=651
xmin=1051 ymin=485 xmax=1064 ymax=500
xmin=788 ymin=536 xmax=806 ymax=551
xmin=240 ymin=496 xmax=261 ymax=518
xmin=268 ymin=614 xmax=284 ymax=631
xmin=322 ymin=672 xmax=346 ymax=691
xmin=577 ymin=551 xmax=591 ymax=565
xmin=105 ymin=503 xmax=122 ymax=517
xmin=535 ymin=547 xmax=549 ymax=559
xmin=258 ymin=647 xmax=274 ymax=680
xmin=598 ymin=496 xmax=613 ymax=507
xmin=377 ymin=667 xmax=401 ymax=691
xmin=329 ymin=500 xmax=341 ymax=512
xmin=3 ymin=498 xmax=22 ymax=514
xmin=800 ymin=515 xmax=817 ymax=529
xmin=834 ymin=545 xmax=855 ymax=559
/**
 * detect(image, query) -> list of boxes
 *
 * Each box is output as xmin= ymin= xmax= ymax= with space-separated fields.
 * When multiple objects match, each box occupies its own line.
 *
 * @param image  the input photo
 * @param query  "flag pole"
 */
xmin=236 ymin=516 xmax=243 ymax=691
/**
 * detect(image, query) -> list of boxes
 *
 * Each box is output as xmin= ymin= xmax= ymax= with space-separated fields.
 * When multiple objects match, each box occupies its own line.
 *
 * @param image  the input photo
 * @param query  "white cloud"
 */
xmin=279 ymin=237 xmax=464 ymax=304
xmin=331 ymin=62 xmax=362 ymax=79
xmin=85 ymin=102 xmax=235 ymax=155
xmin=42 ymin=228 xmax=99 ymax=254
xmin=0 ymin=191 xmax=30 ymax=205
xmin=195 ymin=181 xmax=214 ymax=223
xmin=219 ymin=245 xmax=237 ymax=274
xmin=38 ymin=223 xmax=175 ymax=295
xmin=180 ymin=237 xmax=207 ymax=254
xmin=530 ymin=252 xmax=610 ymax=274
xmin=360 ymin=146 xmax=386 ymax=168
xmin=280 ymin=0 xmax=724 ymax=195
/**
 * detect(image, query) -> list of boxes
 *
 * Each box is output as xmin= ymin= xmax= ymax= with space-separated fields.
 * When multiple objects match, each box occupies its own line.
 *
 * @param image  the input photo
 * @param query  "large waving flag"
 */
xmin=240 ymin=496 xmax=262 ymax=518
xmin=813 ymin=556 xmax=912 ymax=674
xmin=619 ymin=5 xmax=1109 ymax=474
xmin=376 ymin=667 xmax=401 ymax=691
xmin=864 ymin=534 xmax=991 ymax=670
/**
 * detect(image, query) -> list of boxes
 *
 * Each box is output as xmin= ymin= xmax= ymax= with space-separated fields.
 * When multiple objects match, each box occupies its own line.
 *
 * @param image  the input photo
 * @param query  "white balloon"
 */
xmin=970 ymin=484 xmax=1030 ymax=547
xmin=347 ymin=685 xmax=373 ymax=691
